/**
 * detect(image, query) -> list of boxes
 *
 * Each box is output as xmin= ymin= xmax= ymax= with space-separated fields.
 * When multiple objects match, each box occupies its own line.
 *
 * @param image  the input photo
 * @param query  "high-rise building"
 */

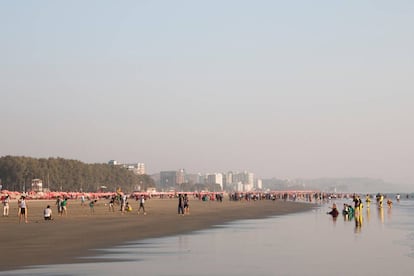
xmin=257 ymin=179 xmax=263 ymax=190
xmin=176 ymin=169 xmax=186 ymax=185
xmin=206 ymin=173 xmax=223 ymax=190
xmin=160 ymin=171 xmax=177 ymax=189
xmin=224 ymin=171 xmax=233 ymax=190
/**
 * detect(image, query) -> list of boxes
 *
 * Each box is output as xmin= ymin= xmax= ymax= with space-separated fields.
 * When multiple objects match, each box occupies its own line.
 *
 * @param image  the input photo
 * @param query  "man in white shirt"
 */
xmin=44 ymin=205 xmax=53 ymax=220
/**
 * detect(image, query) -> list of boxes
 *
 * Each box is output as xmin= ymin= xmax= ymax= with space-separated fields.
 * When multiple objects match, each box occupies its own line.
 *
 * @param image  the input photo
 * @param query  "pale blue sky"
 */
xmin=1 ymin=1 xmax=413 ymax=187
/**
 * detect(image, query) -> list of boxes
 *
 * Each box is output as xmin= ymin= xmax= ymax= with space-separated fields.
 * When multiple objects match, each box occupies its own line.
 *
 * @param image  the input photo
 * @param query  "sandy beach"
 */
xmin=0 ymin=197 xmax=312 ymax=271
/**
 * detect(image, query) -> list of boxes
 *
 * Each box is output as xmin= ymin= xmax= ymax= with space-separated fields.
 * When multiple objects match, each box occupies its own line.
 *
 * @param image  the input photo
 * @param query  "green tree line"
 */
xmin=0 ymin=156 xmax=154 ymax=193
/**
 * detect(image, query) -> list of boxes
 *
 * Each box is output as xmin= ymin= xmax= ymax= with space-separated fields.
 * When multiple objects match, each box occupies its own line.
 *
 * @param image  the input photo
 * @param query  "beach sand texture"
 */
xmin=0 ymin=197 xmax=312 ymax=271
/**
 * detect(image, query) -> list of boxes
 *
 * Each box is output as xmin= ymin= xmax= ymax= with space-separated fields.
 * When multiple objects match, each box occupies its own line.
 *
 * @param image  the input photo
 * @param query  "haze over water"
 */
xmin=1 ymin=1 xmax=414 ymax=189
xmin=3 ymin=199 xmax=414 ymax=276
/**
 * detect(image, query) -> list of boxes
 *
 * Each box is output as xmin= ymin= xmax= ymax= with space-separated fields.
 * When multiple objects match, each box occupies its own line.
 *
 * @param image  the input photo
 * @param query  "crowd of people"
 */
xmin=326 ymin=193 xmax=398 ymax=231
xmin=0 ymin=190 xmax=410 ymax=225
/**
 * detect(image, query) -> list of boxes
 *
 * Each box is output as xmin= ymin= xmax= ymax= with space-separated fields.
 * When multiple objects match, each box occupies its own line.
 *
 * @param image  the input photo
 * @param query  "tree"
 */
xmin=0 ymin=156 xmax=155 ymax=192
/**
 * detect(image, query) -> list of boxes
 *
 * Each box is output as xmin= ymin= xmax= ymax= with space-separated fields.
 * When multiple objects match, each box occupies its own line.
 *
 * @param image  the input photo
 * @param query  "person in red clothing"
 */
xmin=327 ymin=203 xmax=339 ymax=218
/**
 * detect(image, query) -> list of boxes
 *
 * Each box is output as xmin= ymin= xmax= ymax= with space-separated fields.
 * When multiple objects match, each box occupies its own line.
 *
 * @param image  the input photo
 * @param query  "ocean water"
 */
xmin=2 ymin=199 xmax=414 ymax=276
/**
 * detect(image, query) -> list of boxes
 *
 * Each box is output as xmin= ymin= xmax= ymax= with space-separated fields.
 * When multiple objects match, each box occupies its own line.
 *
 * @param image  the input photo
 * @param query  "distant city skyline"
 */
xmin=1 ymin=1 xmax=413 ymax=191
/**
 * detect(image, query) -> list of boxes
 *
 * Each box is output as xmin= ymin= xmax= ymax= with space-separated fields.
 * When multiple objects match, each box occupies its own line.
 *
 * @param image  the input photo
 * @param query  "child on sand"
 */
xmin=126 ymin=202 xmax=132 ymax=212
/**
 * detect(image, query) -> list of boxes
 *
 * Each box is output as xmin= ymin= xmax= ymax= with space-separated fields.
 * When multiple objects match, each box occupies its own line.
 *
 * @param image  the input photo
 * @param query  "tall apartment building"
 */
xmin=160 ymin=171 xmax=177 ymax=189
xmin=226 ymin=171 xmax=255 ymax=192
xmin=176 ymin=169 xmax=186 ymax=185
xmin=232 ymin=171 xmax=254 ymax=186
xmin=206 ymin=173 xmax=223 ymax=190
xmin=256 ymin=179 xmax=263 ymax=190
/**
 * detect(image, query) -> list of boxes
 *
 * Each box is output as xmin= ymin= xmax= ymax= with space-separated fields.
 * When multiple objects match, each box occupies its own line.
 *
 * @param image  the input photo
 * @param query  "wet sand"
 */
xmin=0 ymin=197 xmax=312 ymax=271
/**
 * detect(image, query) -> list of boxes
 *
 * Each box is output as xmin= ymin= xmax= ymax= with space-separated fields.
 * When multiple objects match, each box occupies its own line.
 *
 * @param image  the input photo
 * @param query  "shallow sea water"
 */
xmin=2 ymin=199 xmax=414 ymax=276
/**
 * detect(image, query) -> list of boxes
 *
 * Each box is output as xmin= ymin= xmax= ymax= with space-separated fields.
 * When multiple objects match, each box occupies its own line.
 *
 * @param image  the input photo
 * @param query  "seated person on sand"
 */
xmin=44 ymin=205 xmax=53 ymax=220
xmin=126 ymin=202 xmax=132 ymax=212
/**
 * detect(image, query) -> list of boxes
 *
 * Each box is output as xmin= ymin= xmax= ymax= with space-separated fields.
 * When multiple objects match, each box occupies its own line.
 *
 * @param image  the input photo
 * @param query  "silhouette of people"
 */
xmin=365 ymin=194 xmax=371 ymax=208
xmin=138 ymin=195 xmax=146 ymax=215
xmin=178 ymin=194 xmax=184 ymax=215
xmin=183 ymin=194 xmax=190 ymax=215
xmin=327 ymin=203 xmax=339 ymax=221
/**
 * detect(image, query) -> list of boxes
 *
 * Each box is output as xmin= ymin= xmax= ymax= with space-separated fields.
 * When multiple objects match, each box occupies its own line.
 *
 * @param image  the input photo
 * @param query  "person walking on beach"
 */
xmin=2 ymin=194 xmax=10 ymax=217
xmin=178 ymin=194 xmax=184 ymax=215
xmin=80 ymin=194 xmax=86 ymax=206
xmin=56 ymin=196 xmax=63 ymax=215
xmin=138 ymin=195 xmax=146 ymax=215
xmin=120 ymin=194 xmax=127 ymax=214
xmin=108 ymin=196 xmax=115 ymax=212
xmin=18 ymin=196 xmax=28 ymax=224
xmin=183 ymin=194 xmax=190 ymax=215
xmin=60 ymin=198 xmax=68 ymax=216
xmin=89 ymin=199 xmax=97 ymax=214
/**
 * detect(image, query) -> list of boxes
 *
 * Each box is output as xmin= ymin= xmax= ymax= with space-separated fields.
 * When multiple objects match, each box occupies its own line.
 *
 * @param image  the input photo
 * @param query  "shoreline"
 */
xmin=0 ymin=198 xmax=313 ymax=271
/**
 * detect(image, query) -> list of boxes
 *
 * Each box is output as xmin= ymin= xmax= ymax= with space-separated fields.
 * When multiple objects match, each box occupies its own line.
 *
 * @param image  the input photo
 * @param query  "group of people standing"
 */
xmin=178 ymin=194 xmax=190 ymax=215
xmin=2 ymin=194 xmax=53 ymax=223
xmin=103 ymin=193 xmax=147 ymax=215
xmin=55 ymin=196 xmax=68 ymax=216
xmin=327 ymin=193 xmax=397 ymax=230
xmin=326 ymin=194 xmax=365 ymax=231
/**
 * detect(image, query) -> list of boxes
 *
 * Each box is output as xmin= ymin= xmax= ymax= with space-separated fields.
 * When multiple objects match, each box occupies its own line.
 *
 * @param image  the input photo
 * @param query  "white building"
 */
xmin=206 ymin=173 xmax=223 ymax=190
xmin=31 ymin=179 xmax=43 ymax=192
xmin=256 ymin=179 xmax=263 ymax=190
xmin=108 ymin=160 xmax=146 ymax=175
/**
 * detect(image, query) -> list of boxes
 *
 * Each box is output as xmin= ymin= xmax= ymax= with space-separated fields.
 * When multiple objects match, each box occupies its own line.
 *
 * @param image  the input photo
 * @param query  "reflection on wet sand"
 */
xmin=354 ymin=209 xmax=363 ymax=233
xmin=378 ymin=206 xmax=384 ymax=224
xmin=387 ymin=204 xmax=392 ymax=220
xmin=0 ymin=198 xmax=412 ymax=276
xmin=337 ymin=199 xmax=393 ymax=233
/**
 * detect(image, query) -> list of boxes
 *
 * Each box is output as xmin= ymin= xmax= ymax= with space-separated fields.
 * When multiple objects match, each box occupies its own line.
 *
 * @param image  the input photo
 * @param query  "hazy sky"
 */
xmin=1 ymin=1 xmax=413 ymax=186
